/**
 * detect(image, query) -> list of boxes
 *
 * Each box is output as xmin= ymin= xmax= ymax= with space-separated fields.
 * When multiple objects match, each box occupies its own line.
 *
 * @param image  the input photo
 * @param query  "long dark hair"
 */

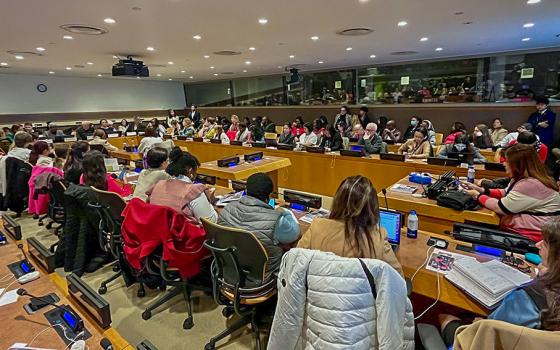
xmin=64 ymin=141 xmax=90 ymax=173
xmin=505 ymin=143 xmax=557 ymax=190
xmin=82 ymin=150 xmax=108 ymax=190
xmin=29 ymin=141 xmax=50 ymax=165
xmin=166 ymin=147 xmax=200 ymax=177
xmin=537 ymin=219 xmax=560 ymax=331
xmin=329 ymin=176 xmax=380 ymax=258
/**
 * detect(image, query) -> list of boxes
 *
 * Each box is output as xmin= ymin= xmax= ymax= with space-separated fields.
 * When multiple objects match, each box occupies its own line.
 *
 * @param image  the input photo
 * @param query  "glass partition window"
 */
xmin=185 ymin=81 xmax=233 ymax=107
xmin=233 ymin=76 xmax=285 ymax=106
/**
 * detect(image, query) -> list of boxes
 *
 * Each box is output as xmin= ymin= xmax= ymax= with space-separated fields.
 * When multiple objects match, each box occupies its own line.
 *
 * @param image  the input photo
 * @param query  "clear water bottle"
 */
xmin=407 ymin=210 xmax=418 ymax=239
xmin=123 ymin=142 xmax=128 ymax=151
xmin=467 ymin=165 xmax=475 ymax=184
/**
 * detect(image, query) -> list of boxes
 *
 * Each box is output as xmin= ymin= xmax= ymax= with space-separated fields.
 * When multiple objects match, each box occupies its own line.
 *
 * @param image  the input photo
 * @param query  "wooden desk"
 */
xmin=109 ymin=149 xmax=143 ymax=162
xmin=388 ymin=144 xmax=496 ymax=160
xmin=380 ymin=177 xmax=500 ymax=234
xmin=0 ymin=236 xmax=131 ymax=349
xmin=199 ymin=155 xmax=291 ymax=193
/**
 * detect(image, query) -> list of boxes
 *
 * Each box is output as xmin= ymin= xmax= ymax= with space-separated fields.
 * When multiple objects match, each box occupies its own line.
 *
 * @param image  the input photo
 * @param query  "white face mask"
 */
xmin=475 ymin=131 xmax=483 ymax=137
xmin=454 ymin=144 xmax=467 ymax=152
xmin=411 ymin=120 xmax=418 ymax=126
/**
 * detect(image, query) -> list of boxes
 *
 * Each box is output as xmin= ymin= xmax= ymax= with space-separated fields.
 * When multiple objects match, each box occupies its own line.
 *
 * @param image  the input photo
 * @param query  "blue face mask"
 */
xmin=411 ymin=120 xmax=418 ymax=126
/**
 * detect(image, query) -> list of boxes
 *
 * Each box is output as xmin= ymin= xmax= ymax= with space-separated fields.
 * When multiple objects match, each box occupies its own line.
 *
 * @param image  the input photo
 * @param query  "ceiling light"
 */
xmin=181 ymin=70 xmax=186 ymax=73
xmin=146 ymin=46 xmax=155 ymax=51
xmin=346 ymin=47 xmax=353 ymax=51
xmin=193 ymin=35 xmax=202 ymax=40
xmin=97 ymin=74 xmax=102 ymax=77
xmin=370 ymin=54 xmax=376 ymax=58
xmin=104 ymin=18 xmax=116 ymax=24
xmin=277 ymin=65 xmax=283 ymax=68
xmin=522 ymin=37 xmax=531 ymax=41
xmin=189 ymin=76 xmax=194 ymax=79
xmin=168 ymin=78 xmax=172 ymax=81
xmin=523 ymin=22 xmax=535 ymax=28
xmin=420 ymin=37 xmax=429 ymax=42
xmin=87 ymin=62 xmax=93 ymax=65
xmin=49 ymin=71 xmax=55 ymax=74
xmin=435 ymin=47 xmax=443 ymax=51
xmin=527 ymin=0 xmax=541 ymax=4
xmin=243 ymin=69 xmax=247 ymax=73
xmin=0 ymin=62 xmax=8 ymax=66
xmin=36 ymin=47 xmax=46 ymax=52
xmin=156 ymin=73 xmax=161 ymax=77
xmin=112 ymin=55 xmax=119 ymax=58
xmin=213 ymin=73 xmax=219 ymax=76
xmin=258 ymin=18 xmax=268 ymax=24
xmin=289 ymin=55 xmax=295 ymax=59
xmin=14 ymin=55 xmax=24 ymax=60
xmin=318 ymin=60 xmax=324 ymax=64
xmin=136 ymin=76 xmax=140 ymax=79
xmin=65 ymin=67 xmax=72 ymax=70
xmin=168 ymin=61 xmax=174 ymax=65
xmin=310 ymin=36 xmax=319 ymax=41
xmin=63 ymin=35 xmax=73 ymax=40
xmin=397 ymin=21 xmax=408 ymax=27
xmin=359 ymin=0 xmax=369 ymax=2
xmin=203 ymin=55 xmax=210 ymax=58
xmin=245 ymin=61 xmax=251 ymax=65
xmin=249 ymin=47 xmax=256 ymax=51
xmin=210 ymin=66 xmax=215 ymax=69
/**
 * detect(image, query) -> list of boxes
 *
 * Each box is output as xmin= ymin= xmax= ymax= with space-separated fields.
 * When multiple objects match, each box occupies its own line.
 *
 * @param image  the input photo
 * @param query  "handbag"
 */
xmin=436 ymin=190 xmax=479 ymax=211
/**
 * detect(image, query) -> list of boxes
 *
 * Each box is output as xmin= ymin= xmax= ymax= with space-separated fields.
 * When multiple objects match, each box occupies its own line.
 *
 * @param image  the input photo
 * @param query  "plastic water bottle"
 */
xmin=467 ymin=165 xmax=475 ymax=184
xmin=407 ymin=210 xmax=418 ymax=239
xmin=123 ymin=142 xmax=128 ymax=151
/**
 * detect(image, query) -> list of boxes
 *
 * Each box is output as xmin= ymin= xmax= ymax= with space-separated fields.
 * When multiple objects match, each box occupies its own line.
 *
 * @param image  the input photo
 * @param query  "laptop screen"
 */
xmin=379 ymin=209 xmax=401 ymax=245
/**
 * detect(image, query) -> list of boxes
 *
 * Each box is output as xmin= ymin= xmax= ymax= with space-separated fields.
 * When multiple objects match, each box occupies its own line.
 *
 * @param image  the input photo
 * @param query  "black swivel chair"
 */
xmin=201 ymin=218 xmax=277 ymax=350
xmin=38 ymin=179 xmax=67 ymax=235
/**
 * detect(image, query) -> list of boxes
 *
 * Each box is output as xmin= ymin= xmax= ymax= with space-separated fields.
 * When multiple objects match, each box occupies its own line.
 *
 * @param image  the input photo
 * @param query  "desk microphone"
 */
xmin=381 ymin=189 xmax=389 ymax=210
xmin=100 ymin=338 xmax=114 ymax=350
xmin=16 ymin=288 xmax=84 ymax=333
xmin=17 ymin=243 xmax=35 ymax=272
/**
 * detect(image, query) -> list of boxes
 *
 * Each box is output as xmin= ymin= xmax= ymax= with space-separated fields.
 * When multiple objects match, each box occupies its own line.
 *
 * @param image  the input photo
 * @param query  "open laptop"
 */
xmin=379 ymin=209 xmax=402 ymax=248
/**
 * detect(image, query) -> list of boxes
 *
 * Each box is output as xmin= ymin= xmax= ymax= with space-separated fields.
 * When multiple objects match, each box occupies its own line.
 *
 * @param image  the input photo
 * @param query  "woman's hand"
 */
xmin=466 ymin=190 xmax=480 ymax=199
xmin=462 ymin=181 xmax=484 ymax=194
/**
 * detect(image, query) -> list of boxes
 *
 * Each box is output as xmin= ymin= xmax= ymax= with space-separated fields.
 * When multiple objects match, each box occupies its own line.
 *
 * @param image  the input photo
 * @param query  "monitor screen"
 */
xmin=379 ymin=209 xmax=401 ymax=245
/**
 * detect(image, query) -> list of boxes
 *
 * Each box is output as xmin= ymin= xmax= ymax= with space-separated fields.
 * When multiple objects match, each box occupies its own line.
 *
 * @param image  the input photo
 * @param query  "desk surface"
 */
xmin=199 ymin=155 xmax=291 ymax=180
xmin=0 ymin=235 xmax=131 ymax=350
xmin=109 ymin=149 xmax=143 ymax=161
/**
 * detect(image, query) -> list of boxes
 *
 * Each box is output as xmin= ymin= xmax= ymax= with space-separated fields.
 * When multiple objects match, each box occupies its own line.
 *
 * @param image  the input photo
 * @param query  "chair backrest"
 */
xmin=89 ymin=187 xmax=127 ymax=255
xmin=49 ymin=179 xmax=67 ymax=208
xmin=201 ymin=218 xmax=268 ymax=287
xmin=89 ymin=144 xmax=109 ymax=155
xmin=90 ymin=186 xmax=127 ymax=220
xmin=342 ymin=137 xmax=350 ymax=150
xmin=435 ymin=133 xmax=444 ymax=146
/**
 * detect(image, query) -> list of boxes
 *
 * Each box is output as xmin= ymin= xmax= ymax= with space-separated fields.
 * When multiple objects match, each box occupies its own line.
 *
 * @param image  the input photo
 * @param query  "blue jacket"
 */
xmin=488 ymin=287 xmax=541 ymax=329
xmin=528 ymin=109 xmax=556 ymax=145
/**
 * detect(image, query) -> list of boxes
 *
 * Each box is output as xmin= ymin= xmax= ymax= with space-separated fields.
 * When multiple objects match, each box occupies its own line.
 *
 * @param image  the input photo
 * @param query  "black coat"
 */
xmin=320 ymin=133 xmax=343 ymax=151
xmin=2 ymin=157 xmax=32 ymax=214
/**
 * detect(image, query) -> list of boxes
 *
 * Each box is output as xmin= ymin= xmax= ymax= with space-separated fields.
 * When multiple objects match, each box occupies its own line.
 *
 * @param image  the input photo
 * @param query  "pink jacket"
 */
xmin=28 ymin=166 xmax=64 ymax=215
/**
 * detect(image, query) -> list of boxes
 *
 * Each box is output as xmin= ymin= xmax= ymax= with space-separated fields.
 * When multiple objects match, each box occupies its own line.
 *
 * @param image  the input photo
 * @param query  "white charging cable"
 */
xmin=410 ymin=242 xmax=442 ymax=320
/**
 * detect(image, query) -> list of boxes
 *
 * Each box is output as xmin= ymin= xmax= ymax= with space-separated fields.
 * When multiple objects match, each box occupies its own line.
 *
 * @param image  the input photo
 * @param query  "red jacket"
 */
xmin=121 ymin=198 xmax=209 ymax=279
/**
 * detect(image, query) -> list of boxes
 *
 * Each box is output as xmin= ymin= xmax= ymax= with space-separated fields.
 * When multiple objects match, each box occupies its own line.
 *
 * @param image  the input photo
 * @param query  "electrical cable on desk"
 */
xmin=0 ymin=278 xmax=18 ymax=298
xmin=27 ymin=323 xmax=73 ymax=347
xmin=409 ymin=241 xmax=442 ymax=320
xmin=0 ymin=273 xmax=14 ymax=282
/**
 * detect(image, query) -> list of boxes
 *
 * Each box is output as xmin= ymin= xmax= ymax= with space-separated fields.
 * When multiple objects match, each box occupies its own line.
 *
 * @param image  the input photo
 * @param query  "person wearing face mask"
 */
xmin=403 ymin=116 xmax=422 ymax=141
xmin=381 ymin=120 xmax=402 ymax=143
xmin=420 ymin=120 xmax=437 ymax=146
xmin=397 ymin=127 xmax=433 ymax=159
xmin=499 ymin=123 xmax=538 ymax=148
xmin=147 ymin=147 xmax=217 ymax=223
xmin=471 ymin=123 xmax=493 ymax=149
xmin=527 ymin=96 xmax=556 ymax=147
xmin=438 ymin=133 xmax=486 ymax=163
xmin=443 ymin=122 xmax=467 ymax=144
xmin=358 ymin=123 xmax=383 ymax=154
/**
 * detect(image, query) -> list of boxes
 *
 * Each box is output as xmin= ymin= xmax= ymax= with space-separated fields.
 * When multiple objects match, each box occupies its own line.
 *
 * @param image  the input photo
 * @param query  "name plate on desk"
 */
xmin=67 ymin=274 xmax=112 ymax=329
xmin=127 ymin=132 xmax=137 ymax=136
xmin=86 ymin=135 xmax=94 ymax=140
xmin=107 ymin=133 xmax=119 ymax=138
xmin=27 ymin=237 xmax=56 ymax=273
xmin=65 ymin=136 xmax=77 ymax=142
xmin=138 ymin=132 xmax=145 ymax=136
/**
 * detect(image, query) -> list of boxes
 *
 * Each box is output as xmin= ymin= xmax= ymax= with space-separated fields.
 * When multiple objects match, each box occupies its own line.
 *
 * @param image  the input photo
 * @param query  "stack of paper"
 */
xmin=299 ymin=208 xmax=330 ymax=223
xmin=390 ymin=184 xmax=417 ymax=194
xmin=445 ymin=259 xmax=533 ymax=309
xmin=215 ymin=191 xmax=244 ymax=207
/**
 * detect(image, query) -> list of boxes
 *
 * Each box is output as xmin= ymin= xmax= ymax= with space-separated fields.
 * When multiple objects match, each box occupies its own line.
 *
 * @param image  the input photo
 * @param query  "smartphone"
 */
xmin=118 ymin=168 xmax=127 ymax=180
xmin=23 ymin=293 xmax=60 ymax=314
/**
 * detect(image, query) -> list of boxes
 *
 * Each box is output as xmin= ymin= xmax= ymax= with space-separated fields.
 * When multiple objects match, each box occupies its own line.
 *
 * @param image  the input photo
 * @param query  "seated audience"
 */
xmin=291 ymin=117 xmax=305 ymax=136
xmin=89 ymin=129 xmax=118 ymax=152
xmin=297 ymin=122 xmax=318 ymax=147
xmin=398 ymin=127 xmax=433 ymax=159
xmin=297 ymin=175 xmax=403 ymax=276
xmin=320 ymin=124 xmax=343 ymax=152
xmin=43 ymin=123 xmax=63 ymax=140
xmin=472 ymin=123 xmax=493 ymax=149
xmin=318 ymin=115 xmax=329 ymax=130
xmin=498 ymin=131 xmax=548 ymax=164
xmin=98 ymin=119 xmax=115 ymax=135
xmin=420 ymin=119 xmax=437 ymax=146
xmin=28 ymin=140 xmax=54 ymax=166
xmin=168 ymin=119 xmax=181 ymax=136
xmin=312 ymin=119 xmax=323 ymax=142
xmin=235 ymin=123 xmax=250 ymax=142
xmin=218 ymin=173 xmax=300 ymax=279
xmin=381 ymin=120 xmax=402 ymax=143
xmin=148 ymin=148 xmax=217 ymax=223
xmin=403 ymin=116 xmax=422 ymax=141
xmin=76 ymin=121 xmax=94 ymax=140
xmin=212 ymin=126 xmax=230 ymax=144
xmin=117 ymin=119 xmax=129 ymax=134
xmin=358 ymin=106 xmax=371 ymax=129
xmin=248 ymin=123 xmax=265 ymax=143
xmin=358 ymin=123 xmax=383 ymax=154
xmin=23 ymin=122 xmax=35 ymax=136
xmin=197 ymin=116 xmax=217 ymax=139
xmin=126 ymin=116 xmax=145 ymax=133
xmin=138 ymin=126 xmax=164 ymax=154
xmin=278 ymin=123 xmax=295 ymax=144
xmin=8 ymin=131 xmax=33 ymax=162
xmin=352 ymin=124 xmax=365 ymax=139
xmin=28 ymin=141 xmax=64 ymax=216
xmin=438 ymin=133 xmax=486 ymax=163
xmin=334 ymin=106 xmax=353 ymax=133
xmin=64 ymin=141 xmax=90 ymax=184
xmin=337 ymin=122 xmax=352 ymax=138
xmin=229 ymin=114 xmax=240 ymax=132
xmin=499 ymin=122 xmax=536 ymax=148
xmin=150 ymin=118 xmax=167 ymax=137
xmin=132 ymin=147 xmax=171 ymax=201
xmin=180 ymin=118 xmax=196 ymax=137
xmin=80 ymin=150 xmax=132 ymax=197
xmin=262 ymin=116 xmax=276 ymax=133
xmin=443 ymin=121 xmax=466 ymax=144
xmin=490 ymin=118 xmax=509 ymax=146
xmin=466 ymin=143 xmax=560 ymax=242
xmin=438 ymin=218 xmax=560 ymax=348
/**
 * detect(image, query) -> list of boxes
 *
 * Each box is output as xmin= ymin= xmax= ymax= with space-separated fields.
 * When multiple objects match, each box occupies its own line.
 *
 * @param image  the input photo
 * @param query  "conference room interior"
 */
xmin=1 ymin=0 xmax=560 ymax=349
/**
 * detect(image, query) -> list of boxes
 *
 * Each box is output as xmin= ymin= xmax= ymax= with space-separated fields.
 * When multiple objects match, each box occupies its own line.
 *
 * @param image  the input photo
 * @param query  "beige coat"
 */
xmin=490 ymin=128 xmax=509 ymax=146
xmin=297 ymin=217 xmax=403 ymax=276
xmin=398 ymin=139 xmax=432 ymax=158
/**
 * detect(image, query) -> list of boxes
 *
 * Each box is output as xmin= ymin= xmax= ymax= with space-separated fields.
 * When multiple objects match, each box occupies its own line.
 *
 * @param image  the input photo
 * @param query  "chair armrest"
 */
xmin=417 ymin=324 xmax=447 ymax=350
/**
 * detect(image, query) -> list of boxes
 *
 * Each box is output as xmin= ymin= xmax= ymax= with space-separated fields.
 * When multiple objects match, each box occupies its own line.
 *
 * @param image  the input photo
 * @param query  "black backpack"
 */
xmin=436 ymin=190 xmax=479 ymax=211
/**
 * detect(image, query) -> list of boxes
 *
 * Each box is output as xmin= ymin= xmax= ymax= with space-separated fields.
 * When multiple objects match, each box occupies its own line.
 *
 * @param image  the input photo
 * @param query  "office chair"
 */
xmin=88 ymin=187 xmax=127 ymax=295
xmin=89 ymin=144 xmax=110 ymax=156
xmin=39 ymin=179 xmax=67 ymax=237
xmin=201 ymin=218 xmax=277 ymax=350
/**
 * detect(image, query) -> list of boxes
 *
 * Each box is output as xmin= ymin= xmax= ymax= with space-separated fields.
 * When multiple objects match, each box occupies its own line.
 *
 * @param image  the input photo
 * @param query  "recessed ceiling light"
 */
xmin=87 ymin=62 xmax=93 ymax=65
xmin=435 ymin=47 xmax=443 ymax=51
xmin=189 ymin=76 xmax=194 ymax=79
xmin=523 ymin=22 xmax=535 ymax=28
xmin=210 ymin=66 xmax=215 ymax=69
xmin=0 ymin=62 xmax=8 ymax=66
xmin=370 ymin=54 xmax=376 ymax=58
xmin=420 ymin=37 xmax=429 ymax=42
xmin=311 ymin=36 xmax=319 ymax=41
xmin=14 ymin=55 xmax=24 ymax=60
xmin=168 ymin=61 xmax=174 ymax=65
xmin=63 ymin=35 xmax=73 ymax=40
xmin=193 ymin=35 xmax=202 ymax=40
xmin=527 ymin=0 xmax=541 ymax=4
xmin=258 ymin=18 xmax=268 ymax=24
xmin=318 ymin=60 xmax=324 ymax=64
xmin=346 ymin=47 xmax=353 ymax=51
xmin=104 ymin=18 xmax=116 ymax=24
xmin=522 ymin=37 xmax=531 ymax=41
xmin=245 ymin=61 xmax=251 ymax=65
xmin=36 ymin=47 xmax=46 ymax=52
xmin=65 ymin=66 xmax=72 ymax=70
xmin=397 ymin=21 xmax=408 ymax=27
xmin=49 ymin=71 xmax=55 ymax=74
xmin=277 ymin=65 xmax=283 ymax=68
xmin=136 ymin=76 xmax=140 ymax=79
xmin=213 ymin=73 xmax=219 ymax=76
xmin=359 ymin=0 xmax=369 ymax=2
xmin=203 ymin=55 xmax=210 ymax=58
xmin=112 ymin=55 xmax=119 ymax=58
xmin=289 ymin=55 xmax=295 ymax=59
xmin=181 ymin=70 xmax=186 ymax=73
xmin=146 ymin=46 xmax=155 ymax=51
xmin=249 ymin=47 xmax=256 ymax=51
xmin=243 ymin=69 xmax=247 ymax=73
xmin=156 ymin=73 xmax=161 ymax=77
xmin=168 ymin=78 xmax=172 ymax=81
xmin=97 ymin=74 xmax=102 ymax=77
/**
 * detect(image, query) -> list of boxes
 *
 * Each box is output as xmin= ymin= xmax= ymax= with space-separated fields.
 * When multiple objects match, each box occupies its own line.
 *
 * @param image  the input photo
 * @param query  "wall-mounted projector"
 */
xmin=112 ymin=56 xmax=149 ymax=77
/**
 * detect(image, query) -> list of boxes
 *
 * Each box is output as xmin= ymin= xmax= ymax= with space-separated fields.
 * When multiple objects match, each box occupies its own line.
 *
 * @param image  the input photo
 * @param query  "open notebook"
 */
xmin=445 ymin=258 xmax=533 ymax=309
